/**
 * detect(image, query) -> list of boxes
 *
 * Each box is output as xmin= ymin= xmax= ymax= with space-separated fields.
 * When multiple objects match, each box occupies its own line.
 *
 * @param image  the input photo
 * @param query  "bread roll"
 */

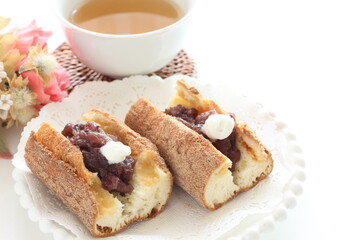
xmin=24 ymin=109 xmax=173 ymax=237
xmin=125 ymin=80 xmax=273 ymax=210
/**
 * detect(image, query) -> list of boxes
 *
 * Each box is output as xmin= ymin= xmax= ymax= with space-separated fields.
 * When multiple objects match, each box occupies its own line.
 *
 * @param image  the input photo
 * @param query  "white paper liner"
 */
xmin=12 ymin=75 xmax=303 ymax=240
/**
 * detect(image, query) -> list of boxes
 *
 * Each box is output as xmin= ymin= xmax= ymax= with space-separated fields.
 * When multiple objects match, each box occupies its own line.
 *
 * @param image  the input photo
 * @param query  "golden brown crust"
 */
xmin=25 ymin=132 xmax=99 ymax=236
xmin=170 ymin=80 xmax=223 ymax=113
xmin=34 ymin=123 xmax=94 ymax=184
xmin=125 ymin=98 xmax=228 ymax=208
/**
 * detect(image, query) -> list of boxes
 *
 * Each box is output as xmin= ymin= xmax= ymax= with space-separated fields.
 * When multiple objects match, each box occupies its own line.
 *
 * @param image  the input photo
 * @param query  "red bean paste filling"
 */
xmin=61 ymin=121 xmax=135 ymax=194
xmin=165 ymin=105 xmax=241 ymax=171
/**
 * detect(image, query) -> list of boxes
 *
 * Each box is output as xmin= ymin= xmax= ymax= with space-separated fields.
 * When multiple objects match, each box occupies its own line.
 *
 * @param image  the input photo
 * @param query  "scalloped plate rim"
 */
xmin=11 ymin=74 xmax=305 ymax=240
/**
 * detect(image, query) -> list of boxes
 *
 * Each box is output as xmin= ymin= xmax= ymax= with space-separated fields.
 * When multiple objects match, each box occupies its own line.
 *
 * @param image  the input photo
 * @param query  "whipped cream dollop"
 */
xmin=100 ymin=141 xmax=132 ymax=164
xmin=202 ymin=114 xmax=235 ymax=140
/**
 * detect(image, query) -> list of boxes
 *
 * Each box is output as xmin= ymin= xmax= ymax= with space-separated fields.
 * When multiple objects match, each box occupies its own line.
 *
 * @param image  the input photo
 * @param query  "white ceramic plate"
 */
xmin=12 ymin=75 xmax=305 ymax=240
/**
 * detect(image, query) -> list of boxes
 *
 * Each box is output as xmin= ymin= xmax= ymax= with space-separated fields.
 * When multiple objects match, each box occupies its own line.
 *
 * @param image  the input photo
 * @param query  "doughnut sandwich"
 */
xmin=125 ymin=80 xmax=273 ymax=210
xmin=24 ymin=109 xmax=173 ymax=237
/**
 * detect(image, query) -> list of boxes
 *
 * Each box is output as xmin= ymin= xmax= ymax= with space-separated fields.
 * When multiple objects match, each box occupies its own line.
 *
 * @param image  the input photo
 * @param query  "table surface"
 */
xmin=1 ymin=0 xmax=360 ymax=239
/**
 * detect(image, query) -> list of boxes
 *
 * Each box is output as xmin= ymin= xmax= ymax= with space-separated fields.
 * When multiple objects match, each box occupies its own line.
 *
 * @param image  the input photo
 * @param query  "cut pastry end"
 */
xmin=90 ymin=152 xmax=172 ymax=235
xmin=83 ymin=110 xmax=173 ymax=235
xmin=204 ymin=159 xmax=238 ymax=209
xmin=204 ymin=133 xmax=273 ymax=209
xmin=92 ymin=151 xmax=173 ymax=235
xmin=170 ymin=80 xmax=274 ymax=210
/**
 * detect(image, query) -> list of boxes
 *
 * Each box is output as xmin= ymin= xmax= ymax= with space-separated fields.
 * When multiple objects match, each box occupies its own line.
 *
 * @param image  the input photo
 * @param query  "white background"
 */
xmin=1 ymin=0 xmax=360 ymax=239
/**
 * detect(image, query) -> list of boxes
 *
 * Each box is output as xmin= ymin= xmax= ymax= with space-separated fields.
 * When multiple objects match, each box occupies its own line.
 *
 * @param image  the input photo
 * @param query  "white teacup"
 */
xmin=52 ymin=0 xmax=196 ymax=78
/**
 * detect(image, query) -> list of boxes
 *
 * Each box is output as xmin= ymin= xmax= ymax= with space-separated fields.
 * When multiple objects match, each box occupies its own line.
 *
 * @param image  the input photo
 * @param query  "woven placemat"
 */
xmin=53 ymin=42 xmax=197 ymax=92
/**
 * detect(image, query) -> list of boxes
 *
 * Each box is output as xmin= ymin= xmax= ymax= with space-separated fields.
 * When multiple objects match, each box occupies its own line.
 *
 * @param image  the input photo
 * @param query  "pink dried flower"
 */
xmin=45 ymin=65 xmax=70 ymax=102
xmin=13 ymin=20 xmax=52 ymax=55
xmin=0 ymin=19 xmax=70 ymax=129
xmin=19 ymin=70 xmax=49 ymax=105
xmin=18 ymin=45 xmax=57 ymax=85
xmin=19 ymin=64 xmax=69 ymax=107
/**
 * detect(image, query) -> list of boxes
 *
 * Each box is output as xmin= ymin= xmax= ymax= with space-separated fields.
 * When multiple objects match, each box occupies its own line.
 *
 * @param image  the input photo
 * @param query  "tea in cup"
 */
xmin=52 ymin=0 xmax=196 ymax=77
